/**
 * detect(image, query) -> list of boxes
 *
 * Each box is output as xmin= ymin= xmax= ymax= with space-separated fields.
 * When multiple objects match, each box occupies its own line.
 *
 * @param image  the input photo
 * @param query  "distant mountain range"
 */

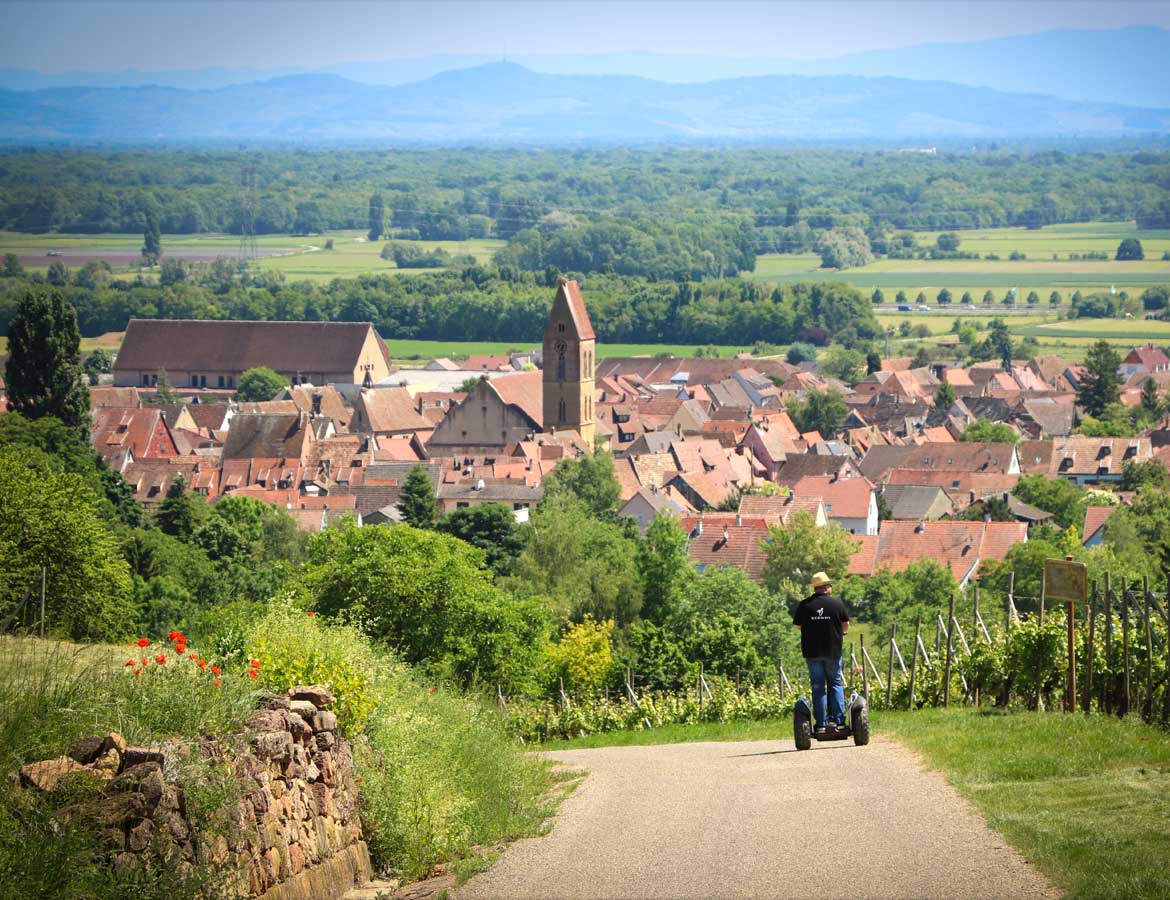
xmin=0 ymin=61 xmax=1166 ymax=144
xmin=1 ymin=26 xmax=1167 ymax=108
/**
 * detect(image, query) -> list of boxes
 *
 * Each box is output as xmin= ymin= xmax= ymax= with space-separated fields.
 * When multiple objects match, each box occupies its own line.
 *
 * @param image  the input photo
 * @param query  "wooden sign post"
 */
xmin=1043 ymin=557 xmax=1088 ymax=713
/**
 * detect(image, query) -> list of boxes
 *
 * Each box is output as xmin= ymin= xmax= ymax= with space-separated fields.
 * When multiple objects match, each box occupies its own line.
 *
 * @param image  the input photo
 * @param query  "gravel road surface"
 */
xmin=456 ymin=735 xmax=1058 ymax=900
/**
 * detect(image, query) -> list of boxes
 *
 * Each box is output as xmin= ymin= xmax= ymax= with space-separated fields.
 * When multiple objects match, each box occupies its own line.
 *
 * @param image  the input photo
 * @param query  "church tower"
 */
xmin=543 ymin=277 xmax=596 ymax=446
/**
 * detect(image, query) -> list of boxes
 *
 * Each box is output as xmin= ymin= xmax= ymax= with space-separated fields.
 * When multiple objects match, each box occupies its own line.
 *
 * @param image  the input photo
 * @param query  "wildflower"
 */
xmin=134 ymin=669 xmax=143 ymax=676
xmin=141 ymin=657 xmax=149 ymax=666
xmin=168 ymin=630 xmax=182 ymax=642
xmin=248 ymin=669 xmax=259 ymax=679
xmin=125 ymin=659 xmax=136 ymax=667
xmin=136 ymin=638 xmax=149 ymax=648
xmin=199 ymin=660 xmax=208 ymax=670
xmin=155 ymin=654 xmax=167 ymax=665
xmin=214 ymin=678 xmax=222 ymax=687
xmin=356 ymin=776 xmax=363 ymax=783
xmin=307 ymin=611 xmax=316 ymax=617
xmin=211 ymin=665 xmax=221 ymax=675
xmin=249 ymin=659 xmax=261 ymax=669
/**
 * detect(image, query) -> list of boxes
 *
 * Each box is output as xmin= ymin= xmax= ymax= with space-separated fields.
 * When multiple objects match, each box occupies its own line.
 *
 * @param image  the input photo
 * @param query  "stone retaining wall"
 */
xmin=18 ymin=684 xmax=372 ymax=900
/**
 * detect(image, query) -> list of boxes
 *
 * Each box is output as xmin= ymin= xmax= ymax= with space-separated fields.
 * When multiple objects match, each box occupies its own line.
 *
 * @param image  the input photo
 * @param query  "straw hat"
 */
xmin=810 ymin=572 xmax=832 ymax=590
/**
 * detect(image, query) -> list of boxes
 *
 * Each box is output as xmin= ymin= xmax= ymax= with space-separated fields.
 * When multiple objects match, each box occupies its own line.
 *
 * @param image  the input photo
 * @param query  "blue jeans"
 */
xmin=806 ymin=656 xmax=845 ymax=729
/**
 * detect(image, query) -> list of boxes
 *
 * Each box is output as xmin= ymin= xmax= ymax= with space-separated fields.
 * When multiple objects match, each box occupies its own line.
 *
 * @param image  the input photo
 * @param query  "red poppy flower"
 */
xmin=307 ymin=611 xmax=316 ymax=617
xmin=199 ymin=660 xmax=208 ymax=670
xmin=249 ymin=659 xmax=260 ymax=669
xmin=168 ymin=630 xmax=182 ymax=642
xmin=141 ymin=657 xmax=148 ymax=666
xmin=211 ymin=665 xmax=221 ymax=675
xmin=214 ymin=678 xmax=222 ymax=687
xmin=125 ymin=659 xmax=136 ymax=667
xmin=248 ymin=669 xmax=258 ymax=679
xmin=155 ymin=654 xmax=167 ymax=665
xmin=134 ymin=669 xmax=143 ymax=676
xmin=136 ymin=638 xmax=150 ymax=648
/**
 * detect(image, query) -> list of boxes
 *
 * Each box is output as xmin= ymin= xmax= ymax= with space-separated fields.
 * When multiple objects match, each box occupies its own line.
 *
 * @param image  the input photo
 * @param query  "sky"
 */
xmin=3 ymin=0 xmax=1170 ymax=73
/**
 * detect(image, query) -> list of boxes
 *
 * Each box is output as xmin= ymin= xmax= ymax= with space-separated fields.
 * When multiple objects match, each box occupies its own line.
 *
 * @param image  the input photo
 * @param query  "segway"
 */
xmin=793 ymin=692 xmax=869 ymax=750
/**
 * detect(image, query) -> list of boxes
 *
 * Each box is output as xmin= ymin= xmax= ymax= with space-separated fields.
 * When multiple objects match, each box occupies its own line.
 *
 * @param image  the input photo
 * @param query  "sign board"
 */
xmin=1043 ymin=558 xmax=1087 ymax=604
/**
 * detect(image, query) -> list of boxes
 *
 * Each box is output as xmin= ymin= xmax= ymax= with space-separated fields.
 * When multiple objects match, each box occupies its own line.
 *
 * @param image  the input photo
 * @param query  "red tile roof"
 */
xmin=560 ymin=279 xmax=595 ymax=340
xmin=1082 ymin=505 xmax=1117 ymax=542
xmin=791 ymin=475 xmax=874 ymax=520
xmin=489 ymin=370 xmax=545 ymax=427
xmin=869 ymin=520 xmax=1027 ymax=582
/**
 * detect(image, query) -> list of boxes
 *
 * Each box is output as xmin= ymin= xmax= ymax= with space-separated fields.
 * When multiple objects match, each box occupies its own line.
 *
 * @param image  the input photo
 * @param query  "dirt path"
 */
xmin=455 ymin=736 xmax=1058 ymax=900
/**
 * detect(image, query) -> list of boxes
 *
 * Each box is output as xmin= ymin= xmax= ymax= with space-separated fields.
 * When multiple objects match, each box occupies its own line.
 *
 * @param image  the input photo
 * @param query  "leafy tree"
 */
xmin=155 ymin=474 xmax=204 ymax=540
xmin=961 ymin=419 xmax=1018 ymax=443
xmin=82 ymin=348 xmax=114 ymax=385
xmin=916 ymin=291 xmax=927 ymax=305
xmin=982 ymin=289 xmax=995 ymax=306
xmin=1140 ymin=286 xmax=1169 ymax=312
xmin=142 ymin=209 xmax=161 ymax=265
xmin=960 ymin=291 xmax=973 ymax=305
xmin=954 ymin=495 xmax=1015 ymax=521
xmin=785 ymin=342 xmax=817 ymax=365
xmin=46 ymin=260 xmax=68 ymax=286
xmin=235 ymin=366 xmax=287 ymax=402
xmin=935 ymin=232 xmax=960 ymax=252
xmin=819 ymin=345 xmax=865 ymax=384
xmin=1077 ymin=402 xmax=1136 ymax=437
xmin=1077 ymin=340 xmax=1122 ymax=417
xmin=814 ymin=227 xmax=872 ymax=269
xmin=1140 ymin=378 xmax=1163 ymax=420
xmin=0 ymin=447 xmax=135 ymax=641
xmin=293 ymin=201 xmax=325 ymax=235
xmin=762 ymin=511 xmax=857 ymax=597
xmin=153 ymin=368 xmax=179 ymax=405
xmin=622 ymin=621 xmax=689 ymax=690
xmin=541 ymin=451 xmax=621 ymax=519
xmin=895 ymin=290 xmax=908 ymax=304
xmin=2 ymin=253 xmax=24 ymax=277
xmin=1012 ymin=474 xmax=1087 ymax=530
xmin=635 ymin=513 xmax=694 ymax=623
xmin=507 ymin=494 xmax=642 ymax=624
xmin=788 ymin=387 xmax=848 ymax=438
xmin=871 ymin=289 xmax=884 ymax=305
xmin=1049 ymin=290 xmax=1063 ymax=307
xmin=545 ymin=616 xmax=614 ymax=694
xmin=934 ymin=380 xmax=956 ymax=409
xmin=846 ymin=559 xmax=956 ymax=624
xmin=438 ymin=502 xmax=524 ymax=575
xmin=1026 ymin=290 xmax=1040 ymax=306
xmin=399 ymin=464 xmax=439 ymax=529
xmin=675 ymin=611 xmax=765 ymax=682
xmin=4 ymin=287 xmax=89 ymax=436
xmin=985 ymin=319 xmax=1013 ymax=369
xmin=458 ymin=375 xmax=485 ymax=394
xmin=1120 ymin=459 xmax=1170 ymax=492
xmin=866 ymin=350 xmax=882 ymax=375
xmin=1115 ymin=238 xmax=1144 ymax=261
xmin=936 ymin=288 xmax=952 ymax=305
xmin=302 ymin=520 xmax=550 ymax=689
xmin=367 ymin=192 xmax=385 ymax=242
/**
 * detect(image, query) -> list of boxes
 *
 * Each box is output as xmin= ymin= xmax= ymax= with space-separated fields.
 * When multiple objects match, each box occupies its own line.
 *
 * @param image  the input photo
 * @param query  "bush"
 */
xmin=245 ymin=599 xmax=382 ymax=734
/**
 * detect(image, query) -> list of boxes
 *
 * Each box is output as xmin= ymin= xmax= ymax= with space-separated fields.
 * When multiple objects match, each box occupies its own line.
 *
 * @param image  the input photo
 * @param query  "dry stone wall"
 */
xmin=16 ymin=684 xmax=372 ymax=900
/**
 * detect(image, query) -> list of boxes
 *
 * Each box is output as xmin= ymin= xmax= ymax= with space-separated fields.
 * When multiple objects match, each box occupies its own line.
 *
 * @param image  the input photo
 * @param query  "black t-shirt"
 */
xmin=793 ymin=593 xmax=850 ymax=659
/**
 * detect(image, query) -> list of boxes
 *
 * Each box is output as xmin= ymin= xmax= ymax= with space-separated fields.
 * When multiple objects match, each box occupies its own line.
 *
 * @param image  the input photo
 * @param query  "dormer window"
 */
xmin=1059 ymin=457 xmax=1074 ymax=471
xmin=1124 ymin=444 xmax=1137 ymax=459
xmin=1097 ymin=445 xmax=1111 ymax=460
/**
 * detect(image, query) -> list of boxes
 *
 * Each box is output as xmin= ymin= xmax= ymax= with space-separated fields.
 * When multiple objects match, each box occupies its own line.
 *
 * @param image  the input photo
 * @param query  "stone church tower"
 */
xmin=543 ymin=277 xmax=596 ymax=446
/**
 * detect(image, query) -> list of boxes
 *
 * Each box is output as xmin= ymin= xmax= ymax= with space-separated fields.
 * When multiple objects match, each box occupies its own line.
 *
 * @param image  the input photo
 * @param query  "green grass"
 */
xmin=884 ymin=708 xmax=1170 ymax=900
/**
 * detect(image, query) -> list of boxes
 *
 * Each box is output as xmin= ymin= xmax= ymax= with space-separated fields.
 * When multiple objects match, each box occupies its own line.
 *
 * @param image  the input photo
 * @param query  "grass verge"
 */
xmin=881 ymin=708 xmax=1170 ymax=900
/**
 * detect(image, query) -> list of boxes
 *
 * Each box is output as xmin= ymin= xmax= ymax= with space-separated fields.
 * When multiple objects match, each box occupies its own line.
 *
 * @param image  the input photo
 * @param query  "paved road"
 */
xmin=456 ymin=736 xmax=1058 ymax=900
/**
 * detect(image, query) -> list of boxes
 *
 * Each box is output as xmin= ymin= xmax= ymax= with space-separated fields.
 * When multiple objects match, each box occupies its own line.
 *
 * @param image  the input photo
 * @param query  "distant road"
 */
xmin=456 ymin=736 xmax=1058 ymax=900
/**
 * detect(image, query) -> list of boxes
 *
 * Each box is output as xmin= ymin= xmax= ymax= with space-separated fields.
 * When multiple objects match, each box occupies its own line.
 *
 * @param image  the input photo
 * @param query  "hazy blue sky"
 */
xmin=3 ymin=0 xmax=1170 ymax=72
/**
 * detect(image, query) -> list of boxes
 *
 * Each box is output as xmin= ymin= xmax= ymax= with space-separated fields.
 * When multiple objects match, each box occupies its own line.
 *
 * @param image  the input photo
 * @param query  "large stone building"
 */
xmin=113 ymin=320 xmax=392 ymax=390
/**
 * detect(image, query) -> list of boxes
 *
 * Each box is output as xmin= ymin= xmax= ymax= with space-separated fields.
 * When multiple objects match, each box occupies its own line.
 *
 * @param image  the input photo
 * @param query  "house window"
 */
xmin=218 ymin=375 xmax=225 ymax=388
xmin=227 ymin=376 xmax=233 ymax=388
xmin=457 ymin=501 xmax=470 ymax=508
xmin=142 ymin=374 xmax=149 ymax=386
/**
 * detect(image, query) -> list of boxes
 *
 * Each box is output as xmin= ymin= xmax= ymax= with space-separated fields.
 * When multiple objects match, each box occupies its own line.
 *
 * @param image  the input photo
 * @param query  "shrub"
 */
xmin=245 ymin=599 xmax=382 ymax=734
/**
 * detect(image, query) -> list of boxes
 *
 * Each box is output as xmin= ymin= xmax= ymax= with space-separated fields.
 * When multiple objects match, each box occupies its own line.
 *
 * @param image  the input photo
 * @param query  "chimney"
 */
xmin=312 ymin=392 xmax=322 ymax=416
xmin=736 ymin=513 xmax=742 ymax=527
xmin=915 ymin=520 xmax=925 ymax=533
xmin=722 ymin=526 xmax=730 ymax=543
xmin=696 ymin=520 xmax=703 ymax=536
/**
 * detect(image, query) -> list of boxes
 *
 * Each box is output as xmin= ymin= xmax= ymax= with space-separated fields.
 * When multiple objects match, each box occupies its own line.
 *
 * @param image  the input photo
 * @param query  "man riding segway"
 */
xmin=793 ymin=571 xmax=850 ymax=734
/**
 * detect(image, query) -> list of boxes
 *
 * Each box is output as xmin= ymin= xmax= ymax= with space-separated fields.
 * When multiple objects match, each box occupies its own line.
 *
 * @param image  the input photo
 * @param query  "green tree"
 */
xmin=1012 ymin=474 xmax=1087 ymax=530
xmin=936 ymin=288 xmax=952 ymax=305
xmin=1049 ymin=290 xmax=1063 ymax=307
xmin=788 ymin=387 xmax=848 ymax=438
xmin=438 ymin=502 xmax=524 ymax=575
xmin=541 ymin=451 xmax=621 ymax=519
xmin=623 ymin=621 xmax=689 ymax=690
xmin=1120 ymin=459 xmax=1170 ymax=492
xmin=2 ymin=252 xmax=23 ymax=277
xmin=936 ymin=232 xmax=960 ymax=252
xmin=1140 ymin=377 xmax=1163 ymax=421
xmin=635 ymin=513 xmax=694 ymax=623
xmin=235 ymin=366 xmax=287 ymax=402
xmin=866 ymin=350 xmax=882 ymax=375
xmin=916 ymin=291 xmax=927 ymax=305
xmin=82 ymin=348 xmax=114 ymax=385
xmin=46 ymin=261 xmax=68 ymax=286
xmin=785 ymin=342 xmax=817 ymax=365
xmin=1026 ymin=290 xmax=1040 ymax=306
xmin=153 ymin=368 xmax=179 ymax=405
xmin=895 ymin=290 xmax=908 ymax=304
xmin=0 ymin=447 xmax=135 ymax=641
xmin=982 ymin=289 xmax=995 ymax=306
xmin=1140 ymin=286 xmax=1169 ymax=312
xmin=871 ymin=289 xmax=884 ymax=305
xmin=155 ymin=474 xmax=204 ymax=541
xmin=508 ymin=494 xmax=642 ymax=624
xmin=960 ymin=291 xmax=973 ymax=305
xmin=399 ymin=464 xmax=439 ymax=529
xmin=545 ymin=617 xmax=614 ymax=694
xmin=1077 ymin=340 xmax=1122 ymax=417
xmin=987 ymin=319 xmax=1013 ymax=369
xmin=961 ymin=419 xmax=1018 ymax=443
xmin=820 ymin=345 xmax=865 ymax=384
xmin=367 ymin=192 xmax=385 ymax=242
xmin=847 ymin=559 xmax=956 ymax=624
xmin=934 ymin=380 xmax=956 ymax=409
xmin=1115 ymin=238 xmax=1144 ymax=261
xmin=1077 ymin=402 xmax=1136 ymax=437
xmin=302 ymin=520 xmax=550 ymax=689
xmin=4 ymin=287 xmax=89 ymax=436
xmin=142 ymin=209 xmax=161 ymax=264
xmin=293 ymin=201 xmax=325 ymax=235
xmin=762 ymin=511 xmax=857 ymax=596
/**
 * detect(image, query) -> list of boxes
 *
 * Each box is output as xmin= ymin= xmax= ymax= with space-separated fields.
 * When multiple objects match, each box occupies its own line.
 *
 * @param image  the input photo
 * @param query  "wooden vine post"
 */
xmin=1103 ymin=572 xmax=1113 ymax=714
xmin=943 ymin=594 xmax=956 ymax=708
xmin=886 ymin=622 xmax=897 ymax=708
xmin=908 ymin=613 xmax=922 ymax=711
xmin=1083 ymin=580 xmax=1097 ymax=714
xmin=1143 ymin=576 xmax=1154 ymax=722
xmin=1121 ymin=585 xmax=1132 ymax=717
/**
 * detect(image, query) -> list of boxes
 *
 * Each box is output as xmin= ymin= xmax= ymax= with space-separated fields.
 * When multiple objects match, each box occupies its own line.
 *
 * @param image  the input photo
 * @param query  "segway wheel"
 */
xmin=850 ymin=698 xmax=870 ymax=747
xmin=794 ymin=698 xmax=812 ymax=751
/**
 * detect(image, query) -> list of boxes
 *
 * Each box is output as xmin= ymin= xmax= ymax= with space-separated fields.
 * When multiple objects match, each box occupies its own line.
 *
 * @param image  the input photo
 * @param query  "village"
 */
xmin=22 ymin=276 xmax=1155 ymax=589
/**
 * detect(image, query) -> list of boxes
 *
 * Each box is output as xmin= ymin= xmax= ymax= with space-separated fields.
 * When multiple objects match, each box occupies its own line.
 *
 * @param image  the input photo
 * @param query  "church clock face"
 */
xmin=554 ymin=339 xmax=567 ymax=352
